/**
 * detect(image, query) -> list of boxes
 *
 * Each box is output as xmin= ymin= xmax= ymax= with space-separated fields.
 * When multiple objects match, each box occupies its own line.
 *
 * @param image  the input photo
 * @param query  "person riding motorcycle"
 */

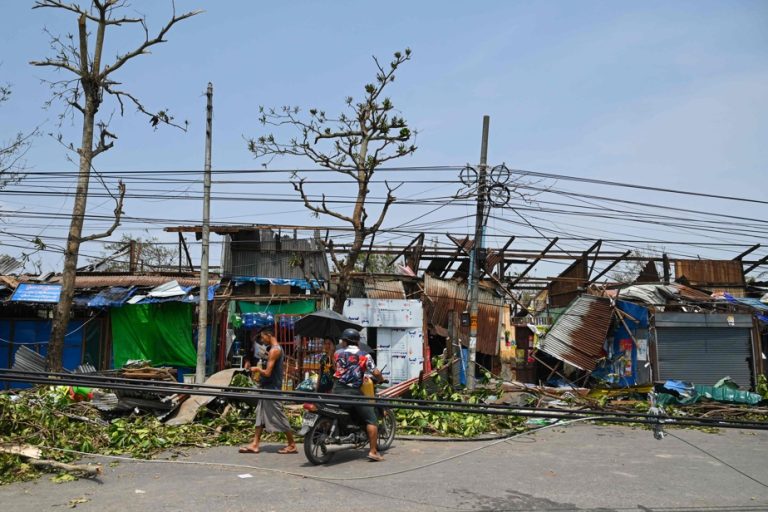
xmin=332 ymin=328 xmax=385 ymax=462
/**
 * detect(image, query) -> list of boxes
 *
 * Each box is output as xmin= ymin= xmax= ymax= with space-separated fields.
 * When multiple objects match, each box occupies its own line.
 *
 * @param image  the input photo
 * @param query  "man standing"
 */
xmin=239 ymin=328 xmax=297 ymax=455
xmin=333 ymin=328 xmax=385 ymax=461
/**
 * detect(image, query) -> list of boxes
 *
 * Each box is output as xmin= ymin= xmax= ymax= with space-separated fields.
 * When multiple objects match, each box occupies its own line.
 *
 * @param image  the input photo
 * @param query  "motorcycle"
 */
xmin=299 ymin=378 xmax=396 ymax=465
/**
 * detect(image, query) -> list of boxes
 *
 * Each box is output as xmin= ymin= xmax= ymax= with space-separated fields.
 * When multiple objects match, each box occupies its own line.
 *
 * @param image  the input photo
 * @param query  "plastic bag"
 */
xmin=296 ymin=378 xmax=316 ymax=392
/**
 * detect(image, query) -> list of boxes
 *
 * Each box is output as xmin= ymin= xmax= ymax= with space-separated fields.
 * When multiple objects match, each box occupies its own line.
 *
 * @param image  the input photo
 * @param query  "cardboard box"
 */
xmin=269 ymin=283 xmax=291 ymax=295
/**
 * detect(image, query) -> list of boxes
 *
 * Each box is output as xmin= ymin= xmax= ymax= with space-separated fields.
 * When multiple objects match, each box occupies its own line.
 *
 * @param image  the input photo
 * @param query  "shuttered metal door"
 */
xmin=655 ymin=327 xmax=752 ymax=387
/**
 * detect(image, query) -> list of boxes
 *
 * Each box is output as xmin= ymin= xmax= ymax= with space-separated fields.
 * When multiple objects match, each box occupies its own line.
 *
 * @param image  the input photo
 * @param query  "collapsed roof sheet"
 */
xmin=539 ymin=294 xmax=613 ymax=371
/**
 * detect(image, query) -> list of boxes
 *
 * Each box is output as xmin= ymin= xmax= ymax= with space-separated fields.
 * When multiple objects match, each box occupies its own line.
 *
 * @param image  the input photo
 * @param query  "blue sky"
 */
xmin=0 ymin=0 xmax=766 ymax=277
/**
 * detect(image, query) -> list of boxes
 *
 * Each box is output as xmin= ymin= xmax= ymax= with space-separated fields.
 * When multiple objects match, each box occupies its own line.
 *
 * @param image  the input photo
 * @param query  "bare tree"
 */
xmin=248 ymin=49 xmax=416 ymax=312
xmin=0 ymin=82 xmax=34 ymax=190
xmin=88 ymin=232 xmax=177 ymax=272
xmin=31 ymin=0 xmax=200 ymax=370
xmin=610 ymin=246 xmax=665 ymax=284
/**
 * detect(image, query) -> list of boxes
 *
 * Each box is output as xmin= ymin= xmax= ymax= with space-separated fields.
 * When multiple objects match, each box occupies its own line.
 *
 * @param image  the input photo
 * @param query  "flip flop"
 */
xmin=367 ymin=453 xmax=384 ymax=462
xmin=238 ymin=447 xmax=259 ymax=454
xmin=277 ymin=446 xmax=298 ymax=454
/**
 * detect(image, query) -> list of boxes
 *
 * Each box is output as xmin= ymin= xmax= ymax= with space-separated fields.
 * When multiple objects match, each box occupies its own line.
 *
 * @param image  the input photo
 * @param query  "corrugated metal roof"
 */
xmin=605 ymin=284 xmax=712 ymax=306
xmin=223 ymin=229 xmax=330 ymax=280
xmin=539 ymin=294 xmax=613 ymax=371
xmin=0 ymin=255 xmax=22 ymax=275
xmin=49 ymin=275 xmax=215 ymax=288
xmin=423 ymin=275 xmax=502 ymax=355
xmin=674 ymin=284 xmax=715 ymax=301
xmin=12 ymin=346 xmax=47 ymax=373
xmin=365 ymin=280 xmax=406 ymax=299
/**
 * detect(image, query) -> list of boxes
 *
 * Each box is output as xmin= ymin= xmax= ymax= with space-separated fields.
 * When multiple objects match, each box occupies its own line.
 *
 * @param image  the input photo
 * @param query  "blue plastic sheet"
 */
xmin=232 ymin=276 xmax=321 ymax=291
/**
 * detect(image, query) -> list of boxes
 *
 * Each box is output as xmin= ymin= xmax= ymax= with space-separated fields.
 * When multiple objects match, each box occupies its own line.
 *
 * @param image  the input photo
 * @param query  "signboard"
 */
xmin=344 ymin=299 xmax=424 ymax=385
xmin=11 ymin=283 xmax=62 ymax=303
xmin=343 ymin=299 xmax=422 ymax=328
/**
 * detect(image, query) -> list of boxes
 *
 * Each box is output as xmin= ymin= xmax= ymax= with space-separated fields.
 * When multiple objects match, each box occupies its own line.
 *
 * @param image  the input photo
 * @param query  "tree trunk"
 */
xmin=47 ymin=98 xmax=95 ymax=371
xmin=331 ymin=232 xmax=366 ymax=314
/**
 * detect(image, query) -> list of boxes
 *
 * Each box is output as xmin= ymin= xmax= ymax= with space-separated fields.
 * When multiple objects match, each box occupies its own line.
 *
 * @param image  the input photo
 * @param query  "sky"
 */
xmin=0 ymin=0 xmax=766 ymax=281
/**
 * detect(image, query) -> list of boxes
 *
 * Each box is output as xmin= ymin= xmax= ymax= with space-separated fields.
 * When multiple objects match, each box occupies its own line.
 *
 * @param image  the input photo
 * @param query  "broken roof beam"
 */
xmin=386 ymin=233 xmax=425 ymax=270
xmin=734 ymin=244 xmax=761 ymax=261
xmin=180 ymin=233 xmax=194 ymax=272
xmin=441 ymin=235 xmax=472 ymax=279
xmin=582 ymin=239 xmax=603 ymax=281
xmin=492 ymin=236 xmax=516 ymax=276
xmin=509 ymin=238 xmax=559 ymax=287
xmin=165 ymin=224 xmax=353 ymax=234
xmin=744 ymin=254 xmax=768 ymax=275
xmin=588 ymin=250 xmax=632 ymax=284
xmin=448 ymin=235 xmax=495 ymax=279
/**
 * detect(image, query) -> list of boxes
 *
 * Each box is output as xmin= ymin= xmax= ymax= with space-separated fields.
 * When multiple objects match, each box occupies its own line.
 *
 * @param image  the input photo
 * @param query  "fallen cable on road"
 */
xmin=43 ymin=417 xmax=600 ymax=482
xmin=3 ymin=369 xmax=768 ymax=431
xmin=41 ymin=417 xmax=768 ymax=492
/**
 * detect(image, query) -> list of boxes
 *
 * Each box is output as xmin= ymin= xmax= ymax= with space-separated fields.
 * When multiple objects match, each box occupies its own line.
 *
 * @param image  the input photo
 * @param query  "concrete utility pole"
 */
xmin=467 ymin=115 xmax=490 ymax=391
xmin=196 ymin=83 xmax=213 ymax=384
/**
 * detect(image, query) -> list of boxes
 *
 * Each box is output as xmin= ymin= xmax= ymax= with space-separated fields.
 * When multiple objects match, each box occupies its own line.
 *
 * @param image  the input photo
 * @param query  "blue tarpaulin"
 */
xmin=87 ymin=286 xmax=137 ymax=307
xmin=9 ymin=282 xmax=219 ymax=308
xmin=723 ymin=293 xmax=768 ymax=312
xmin=232 ymin=276 xmax=321 ymax=291
xmin=130 ymin=283 xmax=219 ymax=304
xmin=592 ymin=300 xmax=649 ymax=387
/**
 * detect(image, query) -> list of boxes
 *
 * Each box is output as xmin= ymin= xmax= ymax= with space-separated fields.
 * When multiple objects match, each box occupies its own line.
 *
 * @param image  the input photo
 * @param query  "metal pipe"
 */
xmin=324 ymin=443 xmax=358 ymax=453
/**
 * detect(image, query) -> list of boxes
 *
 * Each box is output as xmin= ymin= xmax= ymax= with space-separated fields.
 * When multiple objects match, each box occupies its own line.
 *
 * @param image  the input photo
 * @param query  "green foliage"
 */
xmin=51 ymin=473 xmax=77 ymax=484
xmin=757 ymin=375 xmax=768 ymax=399
xmin=0 ymin=386 xmax=303 ymax=485
xmin=230 ymin=373 xmax=255 ymax=388
xmin=352 ymin=249 xmax=396 ymax=273
xmin=394 ymin=370 xmax=524 ymax=438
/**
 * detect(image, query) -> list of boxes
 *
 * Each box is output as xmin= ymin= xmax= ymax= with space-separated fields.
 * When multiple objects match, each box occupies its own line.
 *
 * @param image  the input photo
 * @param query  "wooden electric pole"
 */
xmin=196 ymin=83 xmax=213 ymax=384
xmin=467 ymin=115 xmax=490 ymax=391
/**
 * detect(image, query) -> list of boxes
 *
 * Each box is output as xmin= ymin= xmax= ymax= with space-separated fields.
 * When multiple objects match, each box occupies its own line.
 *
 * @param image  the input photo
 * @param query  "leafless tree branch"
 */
xmin=78 ymin=180 xmax=125 ymax=242
xmin=247 ymin=48 xmax=416 ymax=311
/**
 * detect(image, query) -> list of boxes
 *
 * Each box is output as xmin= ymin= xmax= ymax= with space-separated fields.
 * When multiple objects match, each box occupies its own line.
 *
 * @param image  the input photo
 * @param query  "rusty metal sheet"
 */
xmin=539 ymin=294 xmax=613 ymax=371
xmin=675 ymin=259 xmax=745 ymax=287
xmin=548 ymin=259 xmax=588 ymax=308
xmin=423 ymin=275 xmax=502 ymax=355
xmin=365 ymin=280 xmax=406 ymax=299
xmin=673 ymin=283 xmax=715 ymax=301
xmin=635 ymin=261 xmax=660 ymax=284
xmin=45 ymin=275 xmax=216 ymax=289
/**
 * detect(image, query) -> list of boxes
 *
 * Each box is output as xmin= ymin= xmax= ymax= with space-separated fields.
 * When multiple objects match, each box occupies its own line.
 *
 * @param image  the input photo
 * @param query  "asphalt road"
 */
xmin=2 ymin=423 xmax=767 ymax=511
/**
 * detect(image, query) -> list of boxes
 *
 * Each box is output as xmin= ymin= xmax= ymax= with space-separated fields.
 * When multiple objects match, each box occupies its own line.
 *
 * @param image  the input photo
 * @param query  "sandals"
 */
xmin=367 ymin=453 xmax=384 ymax=462
xmin=277 ymin=446 xmax=298 ymax=454
xmin=238 ymin=446 xmax=260 ymax=454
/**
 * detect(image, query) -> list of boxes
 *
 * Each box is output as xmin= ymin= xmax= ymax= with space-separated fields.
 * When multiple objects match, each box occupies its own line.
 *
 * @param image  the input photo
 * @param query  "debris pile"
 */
xmin=0 ymin=366 xmax=301 ymax=485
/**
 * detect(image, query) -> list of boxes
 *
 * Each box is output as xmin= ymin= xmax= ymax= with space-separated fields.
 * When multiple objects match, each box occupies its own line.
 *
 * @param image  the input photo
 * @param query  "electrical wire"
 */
xmin=41 ymin=416 xmax=599 ymax=484
xmin=666 ymin=431 xmax=768 ymax=489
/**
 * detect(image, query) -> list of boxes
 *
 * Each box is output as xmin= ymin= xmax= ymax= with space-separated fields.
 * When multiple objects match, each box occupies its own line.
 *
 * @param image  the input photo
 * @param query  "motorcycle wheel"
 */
xmin=376 ymin=407 xmax=396 ymax=452
xmin=304 ymin=417 xmax=335 ymax=465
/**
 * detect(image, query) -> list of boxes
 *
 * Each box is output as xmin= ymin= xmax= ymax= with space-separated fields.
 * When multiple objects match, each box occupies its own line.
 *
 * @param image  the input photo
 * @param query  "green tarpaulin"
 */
xmin=237 ymin=300 xmax=316 ymax=315
xmin=111 ymin=303 xmax=197 ymax=368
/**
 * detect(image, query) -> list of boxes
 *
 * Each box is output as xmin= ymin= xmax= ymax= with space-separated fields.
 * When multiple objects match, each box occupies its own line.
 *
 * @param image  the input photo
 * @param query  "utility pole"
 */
xmin=196 ymin=83 xmax=213 ymax=384
xmin=467 ymin=115 xmax=490 ymax=391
